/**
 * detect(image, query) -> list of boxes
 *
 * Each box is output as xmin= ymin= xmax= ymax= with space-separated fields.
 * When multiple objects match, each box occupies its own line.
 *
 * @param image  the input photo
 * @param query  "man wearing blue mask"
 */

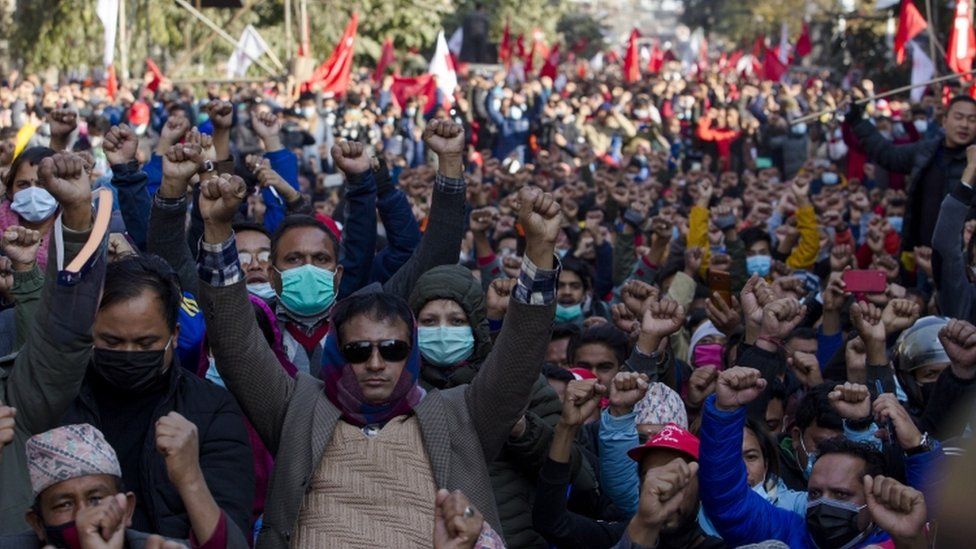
xmin=555 ymin=257 xmax=609 ymax=325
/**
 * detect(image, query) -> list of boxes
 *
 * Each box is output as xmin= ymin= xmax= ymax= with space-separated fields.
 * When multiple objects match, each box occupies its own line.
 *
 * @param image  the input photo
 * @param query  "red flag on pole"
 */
xmin=498 ymin=22 xmax=512 ymax=65
xmin=144 ymin=59 xmax=165 ymax=93
xmin=894 ymin=0 xmax=928 ymax=64
xmin=105 ymin=64 xmax=118 ymax=100
xmin=763 ymin=48 xmax=788 ymax=81
xmin=539 ymin=43 xmax=561 ymax=79
xmin=623 ymin=29 xmax=641 ymax=83
xmin=947 ymin=0 xmax=976 ymax=74
xmin=390 ymin=74 xmax=438 ymax=114
xmin=648 ymin=40 xmax=665 ymax=73
xmin=374 ymin=37 xmax=395 ymax=83
xmin=305 ymin=13 xmax=358 ymax=95
xmin=795 ymin=23 xmax=813 ymax=57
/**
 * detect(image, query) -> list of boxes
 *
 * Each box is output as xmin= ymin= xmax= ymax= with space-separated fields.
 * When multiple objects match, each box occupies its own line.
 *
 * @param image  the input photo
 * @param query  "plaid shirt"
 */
xmin=435 ymin=173 xmax=466 ymax=194
xmin=197 ymin=232 xmax=243 ymax=287
xmin=513 ymin=254 xmax=559 ymax=305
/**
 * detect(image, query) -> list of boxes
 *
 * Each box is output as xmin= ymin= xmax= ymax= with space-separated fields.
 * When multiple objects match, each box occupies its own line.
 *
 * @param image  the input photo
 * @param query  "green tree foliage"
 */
xmin=556 ymin=12 xmax=606 ymax=59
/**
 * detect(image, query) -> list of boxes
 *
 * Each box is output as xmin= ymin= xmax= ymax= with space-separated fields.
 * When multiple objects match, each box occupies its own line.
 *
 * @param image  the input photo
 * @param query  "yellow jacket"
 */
xmin=786 ymin=205 xmax=820 ymax=271
xmin=688 ymin=205 xmax=711 ymax=277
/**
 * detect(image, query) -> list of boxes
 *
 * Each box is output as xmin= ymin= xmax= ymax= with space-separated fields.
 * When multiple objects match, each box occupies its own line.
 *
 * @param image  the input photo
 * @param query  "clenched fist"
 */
xmin=864 ymin=476 xmax=927 ymax=545
xmin=331 ymin=140 xmax=372 ymax=176
xmin=161 ymin=143 xmax=204 ymax=198
xmin=199 ymin=174 xmax=246 ymax=244
xmin=206 ymin=100 xmax=234 ymax=130
xmin=715 ymin=366 xmax=767 ymax=412
xmin=828 ymin=382 xmax=871 ymax=420
xmin=635 ymin=458 xmax=699 ymax=533
xmin=486 ymin=278 xmax=517 ymax=321
xmin=759 ymin=298 xmax=806 ymax=340
xmin=48 ymin=108 xmax=77 ymax=150
xmin=157 ymin=115 xmax=191 ymax=154
xmin=515 ymin=186 xmax=561 ymax=270
xmin=609 ymin=372 xmax=650 ymax=417
xmin=423 ymin=119 xmax=465 ymax=157
xmin=155 ymin=412 xmax=203 ymax=489
xmin=103 ymin=124 xmax=139 ymax=166
xmin=2 ymin=226 xmax=42 ymax=271
xmin=939 ymin=319 xmax=976 ymax=380
xmin=252 ymin=111 xmax=283 ymax=151
xmin=37 ymin=152 xmax=92 ymax=231
xmin=638 ymin=297 xmax=685 ymax=354
xmin=560 ymin=379 xmax=606 ymax=427
xmin=433 ymin=489 xmax=484 ymax=549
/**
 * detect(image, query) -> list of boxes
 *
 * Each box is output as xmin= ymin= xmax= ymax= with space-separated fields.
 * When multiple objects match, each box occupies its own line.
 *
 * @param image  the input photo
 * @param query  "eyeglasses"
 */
xmin=239 ymin=251 xmax=270 ymax=265
xmin=340 ymin=339 xmax=411 ymax=363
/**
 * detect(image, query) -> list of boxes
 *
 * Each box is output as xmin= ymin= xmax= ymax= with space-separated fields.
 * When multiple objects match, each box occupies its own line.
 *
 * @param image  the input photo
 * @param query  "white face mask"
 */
xmin=913 ymin=119 xmax=928 ymax=133
xmin=10 ymin=186 xmax=58 ymax=223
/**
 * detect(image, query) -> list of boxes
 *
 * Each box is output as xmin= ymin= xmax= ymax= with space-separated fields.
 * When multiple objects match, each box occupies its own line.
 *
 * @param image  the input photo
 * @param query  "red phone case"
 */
xmin=843 ymin=270 xmax=887 ymax=293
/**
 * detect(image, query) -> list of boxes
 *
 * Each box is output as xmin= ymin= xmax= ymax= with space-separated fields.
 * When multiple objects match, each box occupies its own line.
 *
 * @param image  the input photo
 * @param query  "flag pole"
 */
xmin=172 ymin=0 xmax=282 ymax=74
xmin=790 ymin=67 xmax=976 ymax=125
xmin=924 ymin=0 xmax=939 ymax=97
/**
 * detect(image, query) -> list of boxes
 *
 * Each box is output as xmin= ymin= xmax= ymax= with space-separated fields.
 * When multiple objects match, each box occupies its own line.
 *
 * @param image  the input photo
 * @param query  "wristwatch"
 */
xmin=905 ymin=432 xmax=931 ymax=456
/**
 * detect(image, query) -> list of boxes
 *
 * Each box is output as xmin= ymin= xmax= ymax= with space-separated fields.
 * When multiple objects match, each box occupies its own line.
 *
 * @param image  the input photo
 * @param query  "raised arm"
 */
xmin=329 ymin=142 xmax=378 ymax=299
xmin=467 ymin=185 xmax=560 ymax=460
xmin=848 ymin=106 xmax=920 ymax=175
xmin=104 ymin=124 xmax=150 ymax=251
xmin=371 ymin=160 xmax=421 ymax=284
xmin=382 ymin=120 xmax=468 ymax=299
xmin=933 ymin=147 xmax=976 ymax=320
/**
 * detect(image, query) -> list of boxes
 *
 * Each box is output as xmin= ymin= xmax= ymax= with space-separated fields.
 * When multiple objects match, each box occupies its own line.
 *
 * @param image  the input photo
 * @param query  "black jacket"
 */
xmin=61 ymin=365 xmax=254 ymax=540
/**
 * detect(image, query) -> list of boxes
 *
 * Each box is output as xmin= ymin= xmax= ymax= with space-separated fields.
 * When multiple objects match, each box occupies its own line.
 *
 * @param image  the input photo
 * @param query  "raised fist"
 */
xmin=158 ymin=114 xmax=191 ymax=150
xmin=759 ymin=298 xmax=806 ymax=340
xmin=621 ymin=279 xmax=658 ymax=317
xmin=873 ymin=393 xmax=923 ymax=450
xmin=741 ymin=274 xmax=774 ymax=330
xmin=641 ymin=297 xmax=686 ymax=340
xmin=198 ymin=173 xmax=246 ymax=226
xmin=612 ymin=303 xmax=639 ymax=335
xmin=772 ymin=276 xmax=806 ymax=300
xmin=715 ymin=366 xmax=767 ymax=411
xmin=882 ymin=298 xmax=920 ymax=335
xmin=161 ymin=143 xmax=204 ymax=196
xmin=37 ymin=153 xmax=92 ymax=228
xmin=469 ymin=206 xmax=499 ymax=234
xmin=48 ymin=108 xmax=77 ymax=140
xmin=864 ymin=476 xmax=927 ymax=545
xmin=788 ymin=351 xmax=823 ymax=389
xmin=684 ymin=246 xmax=703 ymax=275
xmin=828 ymin=382 xmax=871 ymax=420
xmin=687 ymin=365 xmax=719 ymax=409
xmin=938 ymin=319 xmax=976 ymax=380
xmin=103 ymin=124 xmax=139 ymax=166
xmin=636 ymin=458 xmax=700 ymax=529
xmin=331 ymin=140 xmax=372 ymax=176
xmin=252 ymin=111 xmax=282 ymax=150
xmin=423 ymin=119 xmax=465 ymax=156
xmin=850 ymin=301 xmax=886 ymax=344
xmin=609 ymin=372 xmax=650 ymax=417
xmin=913 ymin=246 xmax=933 ymax=279
xmin=706 ymin=292 xmax=741 ymax=337
xmin=206 ymin=100 xmax=234 ymax=130
xmin=822 ymin=271 xmax=847 ymax=312
xmin=560 ymin=378 xmax=606 ymax=427
xmin=184 ymin=128 xmax=216 ymax=163
xmin=2 ymin=226 xmax=42 ymax=270
xmin=486 ymin=278 xmax=517 ymax=321
xmin=155 ymin=412 xmax=202 ymax=488
xmin=515 ymin=186 xmax=561 ymax=265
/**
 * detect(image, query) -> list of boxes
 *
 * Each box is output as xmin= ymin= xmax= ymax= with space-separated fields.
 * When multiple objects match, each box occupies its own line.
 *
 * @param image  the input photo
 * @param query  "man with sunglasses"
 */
xmin=196 ymin=139 xmax=563 ymax=548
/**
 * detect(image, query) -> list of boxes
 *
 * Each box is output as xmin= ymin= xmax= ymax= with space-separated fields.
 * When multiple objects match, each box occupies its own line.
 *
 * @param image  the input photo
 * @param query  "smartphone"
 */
xmin=708 ymin=270 xmax=733 ymax=306
xmin=843 ymin=270 xmax=887 ymax=293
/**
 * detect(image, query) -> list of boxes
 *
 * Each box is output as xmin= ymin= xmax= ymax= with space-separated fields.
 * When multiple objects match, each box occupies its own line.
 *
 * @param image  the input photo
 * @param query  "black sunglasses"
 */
xmin=341 ymin=339 xmax=411 ymax=363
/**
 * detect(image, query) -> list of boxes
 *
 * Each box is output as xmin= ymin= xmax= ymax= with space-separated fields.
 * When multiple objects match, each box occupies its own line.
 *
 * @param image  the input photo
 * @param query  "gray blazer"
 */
xmin=198 ymin=278 xmax=555 ymax=549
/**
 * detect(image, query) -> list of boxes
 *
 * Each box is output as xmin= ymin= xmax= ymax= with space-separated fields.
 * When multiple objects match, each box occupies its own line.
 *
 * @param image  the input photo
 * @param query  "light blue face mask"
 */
xmin=800 ymin=436 xmax=817 ymax=480
xmin=555 ymin=303 xmax=584 ymax=324
xmin=821 ymin=172 xmax=839 ymax=185
xmin=746 ymin=255 xmax=772 ymax=277
xmin=886 ymin=216 xmax=904 ymax=234
xmin=11 ymin=186 xmax=58 ymax=223
xmin=418 ymin=326 xmax=475 ymax=366
xmin=276 ymin=264 xmax=336 ymax=317
xmin=791 ymin=123 xmax=808 ymax=135
xmin=247 ymin=282 xmax=277 ymax=300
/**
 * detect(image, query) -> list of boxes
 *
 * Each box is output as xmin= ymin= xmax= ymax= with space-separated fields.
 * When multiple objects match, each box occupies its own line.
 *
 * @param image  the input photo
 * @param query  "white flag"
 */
xmin=429 ymin=31 xmax=458 ymax=102
xmin=96 ymin=0 xmax=119 ymax=67
xmin=227 ymin=25 xmax=271 ymax=78
xmin=778 ymin=21 xmax=790 ymax=65
xmin=448 ymin=27 xmax=464 ymax=57
xmin=590 ymin=52 xmax=604 ymax=72
xmin=910 ymin=41 xmax=935 ymax=102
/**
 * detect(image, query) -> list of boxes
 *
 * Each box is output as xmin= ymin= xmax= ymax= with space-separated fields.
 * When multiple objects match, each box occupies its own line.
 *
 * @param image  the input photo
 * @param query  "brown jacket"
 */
xmin=198 ymin=279 xmax=555 ymax=549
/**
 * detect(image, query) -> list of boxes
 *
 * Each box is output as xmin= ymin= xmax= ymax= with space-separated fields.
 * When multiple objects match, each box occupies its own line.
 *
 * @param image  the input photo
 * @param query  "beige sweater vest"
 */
xmin=290 ymin=415 xmax=437 ymax=548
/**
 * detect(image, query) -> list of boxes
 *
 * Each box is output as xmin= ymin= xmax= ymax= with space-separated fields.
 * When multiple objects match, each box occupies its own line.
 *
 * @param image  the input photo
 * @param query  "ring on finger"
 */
xmin=463 ymin=506 xmax=475 ymax=519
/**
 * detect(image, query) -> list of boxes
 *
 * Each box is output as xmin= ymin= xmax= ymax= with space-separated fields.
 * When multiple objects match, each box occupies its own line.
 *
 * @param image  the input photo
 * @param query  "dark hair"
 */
xmin=815 ymin=436 xmax=885 ymax=478
xmin=560 ymin=256 xmax=593 ymax=291
xmin=948 ymin=95 xmax=976 ymax=112
xmin=331 ymin=292 xmax=415 ymax=344
xmin=551 ymin=322 xmax=581 ymax=342
xmin=270 ymin=215 xmax=339 ymax=264
xmin=233 ymin=221 xmax=271 ymax=240
xmin=740 ymin=227 xmax=771 ymax=250
xmin=744 ymin=417 xmax=780 ymax=481
xmin=542 ymin=362 xmax=575 ymax=382
xmin=786 ymin=327 xmax=818 ymax=345
xmin=569 ymin=324 xmax=629 ymax=366
xmin=101 ymin=254 xmax=182 ymax=332
xmin=794 ymin=382 xmax=844 ymax=433
xmin=4 ymin=146 xmax=55 ymax=198
xmin=654 ymin=263 xmax=683 ymax=286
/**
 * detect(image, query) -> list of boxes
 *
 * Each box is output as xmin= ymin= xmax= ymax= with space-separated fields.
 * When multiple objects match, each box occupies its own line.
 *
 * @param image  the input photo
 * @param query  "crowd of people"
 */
xmin=0 ymin=52 xmax=975 ymax=549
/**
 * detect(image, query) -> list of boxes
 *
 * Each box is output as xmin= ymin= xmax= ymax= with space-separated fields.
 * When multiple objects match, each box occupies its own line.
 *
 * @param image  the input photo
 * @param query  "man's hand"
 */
xmin=469 ymin=206 xmax=499 ymax=234
xmin=156 ymin=115 xmax=191 ymax=155
xmin=75 ymin=493 xmax=128 ymax=549
xmin=638 ymin=297 xmax=685 ymax=353
xmin=205 ymin=100 xmax=234 ymax=130
xmin=696 ymin=179 xmax=713 ymax=208
xmin=882 ymin=298 xmax=920 ymax=335
xmin=515 ymin=186 xmax=561 ymax=270
xmin=103 ymin=124 xmax=139 ymax=166
xmin=252 ymin=111 xmax=283 ymax=151
xmin=560 ymin=379 xmax=606 ymax=427
xmin=715 ymin=367 xmax=767 ymax=412
xmin=830 ymin=244 xmax=854 ymax=273
xmin=706 ymin=293 xmax=741 ymax=336
xmin=331 ymin=140 xmax=372 ymax=176
xmin=424 ymin=120 xmax=465 ymax=179
xmin=630 ymin=458 xmax=699 ymax=544
xmin=199 ymin=173 xmax=246 ymax=244
xmin=828 ymin=382 xmax=871 ymax=420
xmin=2 ymin=226 xmax=42 ymax=271
xmin=741 ymin=274 xmax=773 ymax=336
xmin=184 ymin=128 xmax=216 ymax=163
xmin=609 ymin=372 xmax=650 ymax=417
xmin=621 ymin=279 xmax=657 ymax=317
xmin=873 ymin=394 xmax=923 ymax=450
xmin=790 ymin=177 xmax=811 ymax=207
xmin=161 ymin=143 xmax=204 ymax=199
xmin=247 ymin=154 xmax=299 ymax=202
xmin=864 ymin=476 xmax=927 ymax=546
xmin=684 ymin=247 xmax=703 ymax=276
xmin=913 ymin=246 xmax=934 ymax=279
xmin=486 ymin=278 xmax=516 ymax=321
xmin=789 ymin=352 xmax=823 ymax=389
xmin=0 ymin=406 xmax=15 ymax=461
xmin=938 ymin=319 xmax=976 ymax=380
xmin=759 ymin=298 xmax=806 ymax=340
xmin=433 ymin=489 xmax=484 ymax=549
xmin=823 ymin=272 xmax=847 ymax=312
xmin=48 ymin=108 xmax=77 ymax=150
xmin=850 ymin=301 xmax=886 ymax=344
xmin=687 ymin=366 xmax=719 ymax=409
xmin=155 ymin=412 xmax=203 ymax=489
xmin=37 ymin=153 xmax=92 ymax=232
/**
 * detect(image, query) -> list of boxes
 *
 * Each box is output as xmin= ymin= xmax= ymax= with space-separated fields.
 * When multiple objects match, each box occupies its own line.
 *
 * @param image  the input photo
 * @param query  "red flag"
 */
xmin=106 ymin=64 xmax=118 ymax=100
xmin=623 ymin=29 xmax=641 ymax=83
xmin=894 ymin=0 xmax=928 ymax=64
xmin=947 ymin=0 xmax=976 ymax=74
xmin=752 ymin=35 xmax=765 ymax=58
xmin=763 ymin=48 xmax=788 ymax=81
xmin=499 ymin=22 xmax=512 ymax=65
xmin=647 ymin=40 xmax=665 ymax=73
xmin=374 ymin=37 xmax=395 ymax=83
xmin=539 ymin=43 xmax=561 ymax=79
xmin=144 ymin=59 xmax=165 ymax=93
xmin=795 ymin=23 xmax=813 ymax=57
xmin=306 ymin=13 xmax=358 ymax=95
xmin=390 ymin=74 xmax=438 ymax=114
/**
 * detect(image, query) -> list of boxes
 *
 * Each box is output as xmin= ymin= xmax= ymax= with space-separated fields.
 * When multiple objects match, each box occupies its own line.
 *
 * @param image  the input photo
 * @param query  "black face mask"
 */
xmin=806 ymin=498 xmax=868 ymax=549
xmin=919 ymin=381 xmax=935 ymax=404
xmin=44 ymin=520 xmax=81 ymax=549
xmin=92 ymin=339 xmax=171 ymax=394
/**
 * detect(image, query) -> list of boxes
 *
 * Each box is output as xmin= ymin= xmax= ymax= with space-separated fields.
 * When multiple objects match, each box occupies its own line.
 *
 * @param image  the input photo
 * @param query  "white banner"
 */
xmin=227 ymin=25 xmax=271 ymax=78
xmin=910 ymin=41 xmax=935 ymax=102
xmin=430 ymin=31 xmax=458 ymax=101
xmin=96 ymin=0 xmax=119 ymax=67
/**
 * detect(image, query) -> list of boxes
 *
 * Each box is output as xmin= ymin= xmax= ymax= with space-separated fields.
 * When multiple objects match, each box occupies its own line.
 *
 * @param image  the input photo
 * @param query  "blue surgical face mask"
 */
xmin=247 ymin=282 xmax=277 ymax=300
xmin=275 ymin=264 xmax=336 ymax=317
xmin=821 ymin=172 xmax=839 ymax=185
xmin=800 ymin=436 xmax=816 ymax=480
xmin=791 ymin=123 xmax=808 ymax=135
xmin=418 ymin=326 xmax=475 ymax=366
xmin=746 ymin=255 xmax=772 ymax=277
xmin=10 ymin=186 xmax=58 ymax=223
xmin=886 ymin=216 xmax=904 ymax=234
xmin=555 ymin=303 xmax=584 ymax=324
